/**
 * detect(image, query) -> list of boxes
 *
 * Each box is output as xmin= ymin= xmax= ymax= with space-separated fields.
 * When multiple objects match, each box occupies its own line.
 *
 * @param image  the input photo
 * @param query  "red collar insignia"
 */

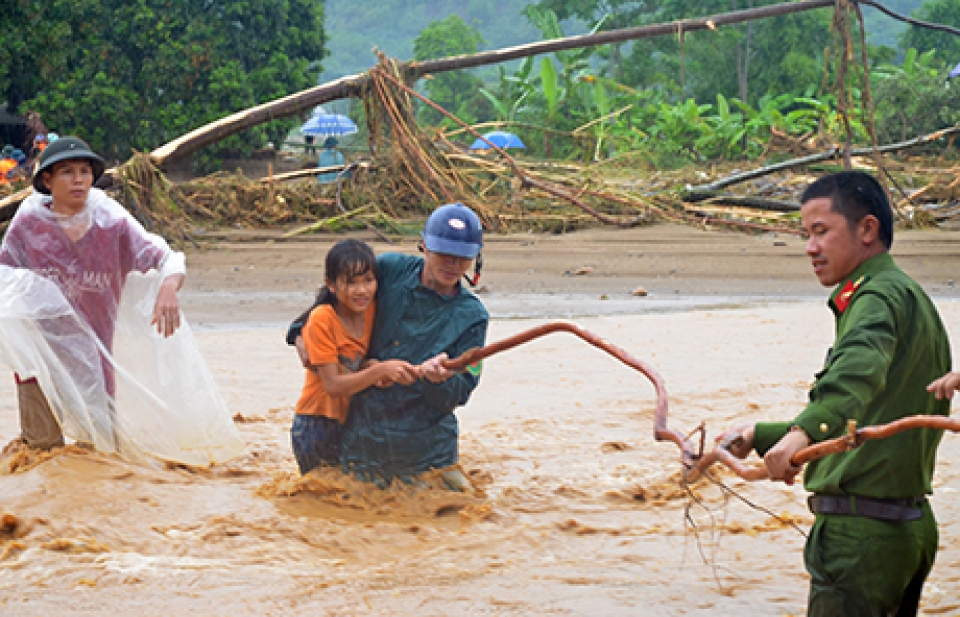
xmin=834 ymin=275 xmax=865 ymax=314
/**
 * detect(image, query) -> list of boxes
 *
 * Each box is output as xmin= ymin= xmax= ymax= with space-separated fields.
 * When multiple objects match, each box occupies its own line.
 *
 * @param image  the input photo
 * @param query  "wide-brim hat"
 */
xmin=32 ymin=136 xmax=105 ymax=194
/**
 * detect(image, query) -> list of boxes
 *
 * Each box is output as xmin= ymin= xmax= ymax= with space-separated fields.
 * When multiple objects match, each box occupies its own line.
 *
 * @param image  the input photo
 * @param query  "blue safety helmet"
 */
xmin=421 ymin=202 xmax=483 ymax=259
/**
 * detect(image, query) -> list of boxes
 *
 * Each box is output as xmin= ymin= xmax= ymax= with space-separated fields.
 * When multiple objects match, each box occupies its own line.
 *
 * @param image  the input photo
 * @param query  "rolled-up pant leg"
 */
xmin=18 ymin=380 xmax=64 ymax=450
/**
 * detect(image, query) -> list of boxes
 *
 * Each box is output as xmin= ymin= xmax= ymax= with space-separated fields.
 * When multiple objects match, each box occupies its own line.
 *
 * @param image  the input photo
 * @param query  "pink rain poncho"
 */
xmin=0 ymin=188 xmax=244 ymax=466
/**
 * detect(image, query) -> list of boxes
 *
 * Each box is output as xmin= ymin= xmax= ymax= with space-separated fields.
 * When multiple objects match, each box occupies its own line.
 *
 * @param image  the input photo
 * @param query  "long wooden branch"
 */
xmin=692 ymin=125 xmax=960 ymax=192
xmin=146 ymin=0 xmax=841 ymax=169
xmin=150 ymin=76 xmax=363 ymax=168
xmin=681 ymin=189 xmax=801 ymax=211
xmin=257 ymin=165 xmax=347 ymax=184
xmin=409 ymin=0 xmax=835 ymax=77
xmin=112 ymin=1 xmax=960 ymax=170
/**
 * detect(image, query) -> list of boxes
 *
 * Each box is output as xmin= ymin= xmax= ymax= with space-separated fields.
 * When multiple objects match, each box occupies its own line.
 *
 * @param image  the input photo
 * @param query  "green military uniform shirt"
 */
xmin=754 ymin=252 xmax=951 ymax=498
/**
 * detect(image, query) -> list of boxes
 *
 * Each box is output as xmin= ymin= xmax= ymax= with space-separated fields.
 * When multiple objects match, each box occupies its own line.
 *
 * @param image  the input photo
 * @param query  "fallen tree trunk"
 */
xmin=680 ymin=189 xmax=800 ymax=212
xmin=151 ymin=77 xmax=363 ymax=169
xmin=147 ymin=0 xmax=839 ymax=169
xmin=692 ymin=125 xmax=960 ymax=192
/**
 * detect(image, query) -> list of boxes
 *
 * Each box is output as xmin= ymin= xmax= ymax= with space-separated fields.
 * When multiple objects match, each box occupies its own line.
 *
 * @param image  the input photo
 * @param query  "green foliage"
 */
xmin=1 ymin=0 xmax=326 ymax=167
xmin=872 ymin=64 xmax=960 ymax=143
xmin=413 ymin=15 xmax=490 ymax=126
xmin=478 ymin=57 xmax=535 ymax=122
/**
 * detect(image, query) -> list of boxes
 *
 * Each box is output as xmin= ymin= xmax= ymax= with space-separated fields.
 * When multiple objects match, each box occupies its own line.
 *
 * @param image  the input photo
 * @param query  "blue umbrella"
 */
xmin=470 ymin=130 xmax=525 ymax=150
xmin=301 ymin=113 xmax=358 ymax=137
xmin=950 ymin=62 xmax=960 ymax=80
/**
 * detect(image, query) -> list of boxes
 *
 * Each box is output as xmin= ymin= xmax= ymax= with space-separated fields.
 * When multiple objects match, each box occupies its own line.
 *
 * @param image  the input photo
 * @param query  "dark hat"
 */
xmin=421 ymin=202 xmax=483 ymax=259
xmin=32 ymin=136 xmax=105 ymax=194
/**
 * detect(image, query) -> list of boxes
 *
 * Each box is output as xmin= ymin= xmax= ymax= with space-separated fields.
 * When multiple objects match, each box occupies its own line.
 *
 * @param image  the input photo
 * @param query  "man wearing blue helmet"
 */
xmin=288 ymin=203 xmax=488 ymax=490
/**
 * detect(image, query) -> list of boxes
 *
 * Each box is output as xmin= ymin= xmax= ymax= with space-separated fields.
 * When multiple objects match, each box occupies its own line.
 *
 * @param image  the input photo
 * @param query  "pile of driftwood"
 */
xmin=2 ymin=122 xmax=959 ymax=245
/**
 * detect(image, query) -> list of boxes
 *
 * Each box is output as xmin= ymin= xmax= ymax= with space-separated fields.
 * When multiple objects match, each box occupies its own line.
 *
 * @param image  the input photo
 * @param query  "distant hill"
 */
xmin=862 ymin=0 xmax=927 ymax=49
xmin=319 ymin=0 xmax=585 ymax=82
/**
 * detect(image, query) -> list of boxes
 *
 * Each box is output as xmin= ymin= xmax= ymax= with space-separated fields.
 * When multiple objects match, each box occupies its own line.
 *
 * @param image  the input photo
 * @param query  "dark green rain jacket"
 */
xmin=340 ymin=253 xmax=488 ymax=481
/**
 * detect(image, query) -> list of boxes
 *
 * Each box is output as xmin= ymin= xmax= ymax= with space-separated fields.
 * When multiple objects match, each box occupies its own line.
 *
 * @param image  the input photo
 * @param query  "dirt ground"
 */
xmin=2 ymin=223 xmax=960 ymax=616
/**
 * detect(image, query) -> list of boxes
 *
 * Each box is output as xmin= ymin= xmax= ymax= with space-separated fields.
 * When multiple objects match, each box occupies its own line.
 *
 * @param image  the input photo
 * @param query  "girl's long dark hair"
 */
xmin=294 ymin=240 xmax=376 ymax=324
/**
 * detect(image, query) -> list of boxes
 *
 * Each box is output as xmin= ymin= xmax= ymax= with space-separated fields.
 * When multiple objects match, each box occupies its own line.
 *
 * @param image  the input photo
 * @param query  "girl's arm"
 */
xmin=314 ymin=359 xmax=418 ymax=397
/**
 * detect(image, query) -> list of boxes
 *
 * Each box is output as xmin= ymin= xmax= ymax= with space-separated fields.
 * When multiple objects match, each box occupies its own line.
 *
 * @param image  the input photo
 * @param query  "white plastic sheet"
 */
xmin=0 ymin=189 xmax=244 ymax=466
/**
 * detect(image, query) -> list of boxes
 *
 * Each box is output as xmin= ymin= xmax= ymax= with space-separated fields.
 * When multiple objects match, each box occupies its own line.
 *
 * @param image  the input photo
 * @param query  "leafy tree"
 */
xmin=628 ymin=0 xmax=832 ymax=107
xmin=1 ymin=0 xmax=326 ymax=166
xmin=872 ymin=52 xmax=959 ymax=142
xmin=413 ymin=14 xmax=490 ymax=125
xmin=320 ymin=0 xmax=567 ymax=82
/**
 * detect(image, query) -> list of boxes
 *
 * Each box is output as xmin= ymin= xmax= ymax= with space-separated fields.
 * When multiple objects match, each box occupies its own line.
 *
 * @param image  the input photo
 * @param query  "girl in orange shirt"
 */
xmin=292 ymin=239 xmax=417 ymax=474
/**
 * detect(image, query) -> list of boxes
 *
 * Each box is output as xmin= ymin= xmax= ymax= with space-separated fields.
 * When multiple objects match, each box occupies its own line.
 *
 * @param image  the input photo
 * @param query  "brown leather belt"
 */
xmin=808 ymin=494 xmax=925 ymax=522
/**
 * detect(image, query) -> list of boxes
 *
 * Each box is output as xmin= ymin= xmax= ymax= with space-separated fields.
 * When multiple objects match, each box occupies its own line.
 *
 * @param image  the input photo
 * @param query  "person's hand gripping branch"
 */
xmin=420 ymin=352 xmax=455 ymax=384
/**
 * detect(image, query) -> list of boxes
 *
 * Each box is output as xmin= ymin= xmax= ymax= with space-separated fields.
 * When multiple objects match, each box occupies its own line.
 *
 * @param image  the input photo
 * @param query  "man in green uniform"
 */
xmin=725 ymin=171 xmax=951 ymax=616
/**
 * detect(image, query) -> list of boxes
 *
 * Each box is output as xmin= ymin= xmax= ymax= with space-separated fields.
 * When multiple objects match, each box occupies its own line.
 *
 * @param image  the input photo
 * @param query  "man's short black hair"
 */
xmin=801 ymin=171 xmax=894 ymax=249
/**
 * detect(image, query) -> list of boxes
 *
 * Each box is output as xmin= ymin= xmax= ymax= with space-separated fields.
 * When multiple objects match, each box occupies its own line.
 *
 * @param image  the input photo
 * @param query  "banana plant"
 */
xmin=540 ymin=57 xmax=564 ymax=157
xmin=794 ymin=93 xmax=868 ymax=142
xmin=872 ymin=48 xmax=940 ymax=81
xmin=478 ymin=56 xmax=535 ymax=122
xmin=647 ymin=98 xmax=712 ymax=161
xmin=697 ymin=94 xmax=748 ymax=159
xmin=524 ymin=5 xmax=605 ymax=93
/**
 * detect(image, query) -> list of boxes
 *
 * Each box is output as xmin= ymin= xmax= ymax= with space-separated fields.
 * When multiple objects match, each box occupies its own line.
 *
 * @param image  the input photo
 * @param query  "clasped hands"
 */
xmin=295 ymin=336 xmax=455 ymax=388
xmin=365 ymin=353 xmax=454 ymax=388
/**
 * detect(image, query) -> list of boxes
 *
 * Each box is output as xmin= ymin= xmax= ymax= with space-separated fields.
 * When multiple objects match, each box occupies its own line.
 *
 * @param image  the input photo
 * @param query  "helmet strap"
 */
xmin=464 ymin=252 xmax=483 ymax=287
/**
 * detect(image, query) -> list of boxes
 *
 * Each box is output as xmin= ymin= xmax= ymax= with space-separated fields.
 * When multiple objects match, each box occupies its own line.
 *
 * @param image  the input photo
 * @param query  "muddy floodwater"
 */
xmin=2 ymin=226 xmax=960 ymax=616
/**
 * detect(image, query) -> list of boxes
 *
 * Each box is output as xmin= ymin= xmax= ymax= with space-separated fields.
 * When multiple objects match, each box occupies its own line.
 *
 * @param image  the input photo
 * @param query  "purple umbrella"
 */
xmin=950 ymin=62 xmax=960 ymax=79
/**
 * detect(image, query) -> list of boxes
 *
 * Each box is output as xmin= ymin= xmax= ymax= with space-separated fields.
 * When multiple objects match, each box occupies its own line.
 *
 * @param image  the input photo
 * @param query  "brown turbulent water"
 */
xmin=2 ymin=301 xmax=959 ymax=616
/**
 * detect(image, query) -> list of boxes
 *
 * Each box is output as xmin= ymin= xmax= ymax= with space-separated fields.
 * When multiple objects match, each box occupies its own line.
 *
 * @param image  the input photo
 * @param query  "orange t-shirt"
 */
xmin=294 ymin=302 xmax=376 ymax=422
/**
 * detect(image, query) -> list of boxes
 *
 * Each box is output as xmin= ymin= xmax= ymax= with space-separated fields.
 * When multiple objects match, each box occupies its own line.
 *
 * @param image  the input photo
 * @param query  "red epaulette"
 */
xmin=834 ymin=275 xmax=866 ymax=314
